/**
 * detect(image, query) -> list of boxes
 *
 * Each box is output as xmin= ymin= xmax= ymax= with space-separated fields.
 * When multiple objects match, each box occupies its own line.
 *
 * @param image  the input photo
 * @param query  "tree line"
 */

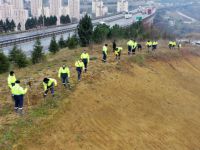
xmin=25 ymin=15 xmax=71 ymax=30
xmin=0 ymin=14 xmax=171 ymax=74
xmin=0 ymin=19 xmax=21 ymax=33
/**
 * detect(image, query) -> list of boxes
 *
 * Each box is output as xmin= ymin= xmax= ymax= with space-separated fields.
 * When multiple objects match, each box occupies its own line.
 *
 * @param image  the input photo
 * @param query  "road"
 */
xmin=1 ymin=9 xmax=153 ymax=55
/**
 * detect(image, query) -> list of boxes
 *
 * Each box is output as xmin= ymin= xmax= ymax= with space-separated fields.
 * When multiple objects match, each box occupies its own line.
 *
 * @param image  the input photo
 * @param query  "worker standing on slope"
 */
xmin=112 ymin=40 xmax=117 ymax=52
xmin=132 ymin=40 xmax=137 ymax=55
xmin=43 ymin=78 xmax=57 ymax=98
xmin=146 ymin=40 xmax=152 ymax=52
xmin=81 ymin=50 xmax=90 ymax=72
xmin=115 ymin=47 xmax=123 ymax=60
xmin=58 ymin=65 xmax=70 ymax=88
xmin=102 ymin=44 xmax=108 ymax=62
xmin=7 ymin=71 xmax=17 ymax=101
xmin=11 ymin=80 xmax=28 ymax=114
xmin=152 ymin=41 xmax=158 ymax=51
xmin=75 ymin=59 xmax=84 ymax=81
xmin=127 ymin=39 xmax=134 ymax=55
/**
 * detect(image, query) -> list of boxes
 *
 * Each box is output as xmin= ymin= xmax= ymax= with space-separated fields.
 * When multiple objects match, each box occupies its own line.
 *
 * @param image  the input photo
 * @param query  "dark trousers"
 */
xmin=82 ymin=59 xmax=88 ymax=72
xmin=14 ymin=95 xmax=24 ymax=110
xmin=61 ymin=73 xmax=69 ymax=86
xmin=76 ymin=67 xmax=82 ymax=81
xmin=128 ymin=46 xmax=132 ymax=55
xmin=102 ymin=51 xmax=107 ymax=62
xmin=152 ymin=45 xmax=157 ymax=51
xmin=44 ymin=83 xmax=54 ymax=95
xmin=132 ymin=48 xmax=136 ymax=54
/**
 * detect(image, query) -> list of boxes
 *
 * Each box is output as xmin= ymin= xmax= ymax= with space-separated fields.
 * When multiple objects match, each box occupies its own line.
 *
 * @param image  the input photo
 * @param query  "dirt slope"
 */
xmin=17 ymin=55 xmax=200 ymax=150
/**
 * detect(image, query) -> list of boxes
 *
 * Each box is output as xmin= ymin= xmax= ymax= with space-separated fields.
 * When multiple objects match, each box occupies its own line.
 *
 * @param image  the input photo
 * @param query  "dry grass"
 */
xmin=0 ymin=41 xmax=200 ymax=150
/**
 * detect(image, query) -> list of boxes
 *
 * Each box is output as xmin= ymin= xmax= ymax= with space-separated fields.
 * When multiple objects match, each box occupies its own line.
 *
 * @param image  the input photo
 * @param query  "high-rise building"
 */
xmin=31 ymin=0 xmax=43 ymax=17
xmin=117 ymin=0 xmax=128 ymax=12
xmin=0 ymin=0 xmax=28 ymax=30
xmin=94 ymin=0 xmax=108 ymax=17
xmin=92 ymin=0 xmax=99 ymax=14
xmin=10 ymin=0 xmax=24 ymax=9
xmin=69 ymin=0 xmax=80 ymax=20
xmin=49 ymin=0 xmax=62 ymax=16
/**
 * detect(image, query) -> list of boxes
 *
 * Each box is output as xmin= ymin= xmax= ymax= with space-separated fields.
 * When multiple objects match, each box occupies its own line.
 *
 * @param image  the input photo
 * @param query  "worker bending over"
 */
xmin=115 ymin=47 xmax=123 ymax=60
xmin=11 ymin=80 xmax=28 ymax=114
xmin=43 ymin=78 xmax=57 ymax=98
xmin=75 ymin=59 xmax=84 ymax=81
xmin=58 ymin=65 xmax=70 ymax=88
xmin=81 ymin=50 xmax=90 ymax=72
xmin=102 ymin=44 xmax=108 ymax=62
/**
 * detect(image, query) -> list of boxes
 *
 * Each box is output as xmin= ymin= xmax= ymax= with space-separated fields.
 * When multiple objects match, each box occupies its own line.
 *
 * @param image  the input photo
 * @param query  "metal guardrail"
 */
xmin=0 ymin=14 xmax=125 ymax=48
xmin=0 ymin=10 xmax=154 ymax=48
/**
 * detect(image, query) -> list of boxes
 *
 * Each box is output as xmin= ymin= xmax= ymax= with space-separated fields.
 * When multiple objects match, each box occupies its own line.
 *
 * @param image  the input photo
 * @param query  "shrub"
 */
xmin=31 ymin=38 xmax=45 ymax=64
xmin=9 ymin=45 xmax=28 ymax=68
xmin=0 ymin=50 xmax=10 ymax=73
xmin=49 ymin=35 xmax=59 ymax=54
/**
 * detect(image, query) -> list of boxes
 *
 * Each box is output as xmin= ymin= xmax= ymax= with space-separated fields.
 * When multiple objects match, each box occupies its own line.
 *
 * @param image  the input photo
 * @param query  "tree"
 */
xmin=17 ymin=23 xmax=21 ymax=31
xmin=109 ymin=25 xmax=125 ymax=39
xmin=92 ymin=24 xmax=110 ymax=43
xmin=77 ymin=14 xmax=93 ymax=47
xmin=66 ymin=35 xmax=79 ymax=49
xmin=9 ymin=44 xmax=28 ymax=68
xmin=0 ymin=50 xmax=10 ymax=74
xmin=31 ymin=38 xmax=45 ymax=64
xmin=49 ymin=35 xmax=59 ymax=54
xmin=10 ymin=20 xmax=16 ymax=31
xmin=58 ymin=35 xmax=66 ymax=48
xmin=60 ymin=15 xmax=71 ymax=24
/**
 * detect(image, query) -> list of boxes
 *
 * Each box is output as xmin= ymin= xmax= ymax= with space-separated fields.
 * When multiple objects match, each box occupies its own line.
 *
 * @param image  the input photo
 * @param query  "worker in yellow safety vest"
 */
xmin=169 ymin=41 xmax=173 ymax=49
xmin=81 ymin=50 xmax=90 ymax=72
xmin=7 ymin=71 xmax=17 ymax=101
xmin=58 ymin=65 xmax=70 ymax=88
xmin=146 ymin=40 xmax=152 ymax=52
xmin=102 ymin=44 xmax=108 ymax=62
xmin=127 ymin=39 xmax=134 ymax=55
xmin=43 ymin=78 xmax=57 ymax=98
xmin=11 ymin=80 xmax=28 ymax=114
xmin=132 ymin=40 xmax=138 ymax=55
xmin=75 ymin=59 xmax=85 ymax=81
xmin=7 ymin=71 xmax=17 ymax=89
xmin=172 ymin=41 xmax=176 ymax=49
xmin=152 ymin=41 xmax=158 ymax=51
xmin=115 ymin=47 xmax=123 ymax=60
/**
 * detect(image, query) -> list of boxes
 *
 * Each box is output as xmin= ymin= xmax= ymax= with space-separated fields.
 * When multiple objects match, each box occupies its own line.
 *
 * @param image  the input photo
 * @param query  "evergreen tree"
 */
xmin=92 ymin=24 xmax=110 ymax=43
xmin=0 ymin=50 xmax=10 ymax=74
xmin=66 ymin=35 xmax=79 ymax=49
xmin=66 ymin=15 xmax=71 ymax=23
xmin=10 ymin=20 xmax=16 ymax=31
xmin=17 ymin=23 xmax=21 ymax=31
xmin=31 ymin=38 xmax=45 ymax=64
xmin=9 ymin=44 xmax=28 ymax=68
xmin=59 ymin=35 xmax=66 ymax=48
xmin=77 ymin=14 xmax=93 ymax=47
xmin=49 ymin=35 xmax=59 ymax=54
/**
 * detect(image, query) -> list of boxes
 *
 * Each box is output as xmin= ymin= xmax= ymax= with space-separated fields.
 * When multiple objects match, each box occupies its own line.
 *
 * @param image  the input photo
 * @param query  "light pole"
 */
xmin=42 ymin=0 xmax=45 ymax=27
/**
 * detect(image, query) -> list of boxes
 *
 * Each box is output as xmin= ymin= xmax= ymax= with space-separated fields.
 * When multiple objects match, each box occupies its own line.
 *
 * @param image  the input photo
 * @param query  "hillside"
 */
xmin=0 ymin=41 xmax=200 ymax=150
